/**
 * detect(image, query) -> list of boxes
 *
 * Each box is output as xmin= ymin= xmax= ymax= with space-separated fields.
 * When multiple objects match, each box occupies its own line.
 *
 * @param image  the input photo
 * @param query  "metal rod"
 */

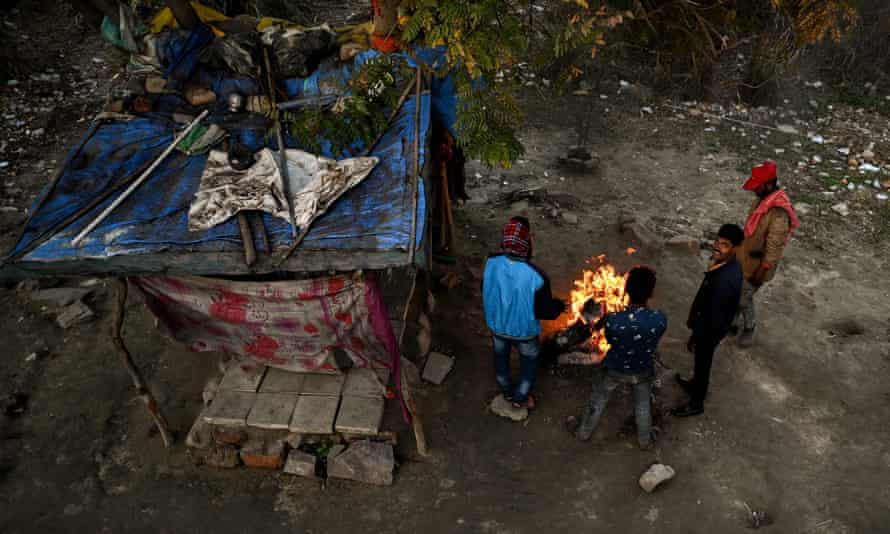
xmin=407 ymin=67 xmax=422 ymax=265
xmin=264 ymin=47 xmax=299 ymax=240
xmin=71 ymin=110 xmax=209 ymax=247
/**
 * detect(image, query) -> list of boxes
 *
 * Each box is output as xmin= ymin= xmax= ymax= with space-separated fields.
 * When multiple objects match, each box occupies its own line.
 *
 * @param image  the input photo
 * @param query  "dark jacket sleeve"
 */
xmin=533 ymin=270 xmax=565 ymax=320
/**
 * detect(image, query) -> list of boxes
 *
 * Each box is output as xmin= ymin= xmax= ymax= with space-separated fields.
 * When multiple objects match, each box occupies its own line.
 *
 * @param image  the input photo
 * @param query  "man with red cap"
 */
xmin=734 ymin=161 xmax=800 ymax=347
xmin=483 ymin=216 xmax=567 ymax=411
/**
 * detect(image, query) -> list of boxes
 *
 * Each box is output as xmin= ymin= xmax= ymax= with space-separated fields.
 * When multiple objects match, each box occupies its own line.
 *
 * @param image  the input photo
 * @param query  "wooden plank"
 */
xmin=0 ymin=248 xmax=413 ymax=283
xmin=301 ymin=373 xmax=346 ymax=396
xmin=259 ymin=367 xmax=306 ymax=394
xmin=203 ymin=390 xmax=256 ymax=426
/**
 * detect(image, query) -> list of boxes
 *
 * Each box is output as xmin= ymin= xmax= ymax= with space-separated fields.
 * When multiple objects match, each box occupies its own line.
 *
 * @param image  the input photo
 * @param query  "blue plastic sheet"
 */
xmin=7 ymin=92 xmax=429 ymax=266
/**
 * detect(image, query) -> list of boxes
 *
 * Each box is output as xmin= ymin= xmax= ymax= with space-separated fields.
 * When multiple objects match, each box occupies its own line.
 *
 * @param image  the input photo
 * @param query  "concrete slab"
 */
xmin=422 ymin=352 xmax=455 ymax=385
xmin=300 ymin=373 xmax=345 ymax=396
xmin=335 ymin=395 xmax=384 ymax=436
xmin=218 ymin=363 xmax=266 ymax=392
xmin=202 ymin=390 xmax=256 ymax=426
xmin=246 ymin=393 xmax=299 ymax=430
xmin=342 ymin=368 xmax=384 ymax=398
xmin=289 ymin=395 xmax=340 ymax=434
xmin=259 ymin=367 xmax=306 ymax=394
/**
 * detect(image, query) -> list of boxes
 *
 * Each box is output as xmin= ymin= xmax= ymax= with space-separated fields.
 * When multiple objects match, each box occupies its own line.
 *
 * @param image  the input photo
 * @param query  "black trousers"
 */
xmin=691 ymin=336 xmax=721 ymax=408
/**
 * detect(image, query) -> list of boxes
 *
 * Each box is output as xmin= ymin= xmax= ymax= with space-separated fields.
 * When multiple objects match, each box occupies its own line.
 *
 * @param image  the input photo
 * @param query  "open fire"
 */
xmin=567 ymin=255 xmax=629 ymax=358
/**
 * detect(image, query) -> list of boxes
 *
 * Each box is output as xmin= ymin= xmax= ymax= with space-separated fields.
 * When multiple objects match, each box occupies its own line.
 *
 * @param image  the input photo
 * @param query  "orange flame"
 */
xmin=569 ymin=257 xmax=629 ymax=356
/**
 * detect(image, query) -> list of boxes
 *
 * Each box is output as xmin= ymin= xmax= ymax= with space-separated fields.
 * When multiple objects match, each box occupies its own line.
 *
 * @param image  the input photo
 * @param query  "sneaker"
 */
xmin=738 ymin=327 xmax=756 ymax=348
xmin=671 ymin=403 xmax=704 ymax=418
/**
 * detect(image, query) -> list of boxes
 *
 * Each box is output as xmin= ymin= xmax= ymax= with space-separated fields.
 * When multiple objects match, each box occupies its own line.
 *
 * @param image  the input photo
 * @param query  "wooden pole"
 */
xmin=237 ymin=212 xmax=257 ymax=266
xmin=112 ymin=278 xmax=174 ymax=448
xmin=398 ymin=269 xmax=428 ymax=456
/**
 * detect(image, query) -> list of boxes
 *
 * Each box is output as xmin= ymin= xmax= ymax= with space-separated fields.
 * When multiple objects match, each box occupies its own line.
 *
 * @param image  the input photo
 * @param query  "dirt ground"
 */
xmin=3 ymin=2 xmax=890 ymax=533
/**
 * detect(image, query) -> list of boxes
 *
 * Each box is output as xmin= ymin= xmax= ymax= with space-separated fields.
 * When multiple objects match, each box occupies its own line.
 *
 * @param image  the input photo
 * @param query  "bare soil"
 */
xmin=2 ymin=2 xmax=890 ymax=533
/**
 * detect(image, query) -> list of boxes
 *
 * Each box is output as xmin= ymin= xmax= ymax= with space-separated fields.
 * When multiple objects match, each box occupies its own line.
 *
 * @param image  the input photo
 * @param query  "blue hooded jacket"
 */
xmin=482 ymin=254 xmax=565 ymax=339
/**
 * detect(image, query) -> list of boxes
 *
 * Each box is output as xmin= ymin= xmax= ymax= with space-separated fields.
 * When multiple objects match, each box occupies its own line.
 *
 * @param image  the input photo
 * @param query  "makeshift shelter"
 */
xmin=0 ymin=6 xmax=458 ymax=461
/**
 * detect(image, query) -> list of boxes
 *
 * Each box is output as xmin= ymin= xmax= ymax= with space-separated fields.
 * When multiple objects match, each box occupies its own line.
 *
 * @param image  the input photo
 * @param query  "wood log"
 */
xmin=112 ymin=278 xmax=174 ymax=447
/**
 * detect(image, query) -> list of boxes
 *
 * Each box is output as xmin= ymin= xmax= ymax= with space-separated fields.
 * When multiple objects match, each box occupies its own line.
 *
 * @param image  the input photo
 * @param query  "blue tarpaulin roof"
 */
xmin=1 ymin=47 xmax=446 ymax=278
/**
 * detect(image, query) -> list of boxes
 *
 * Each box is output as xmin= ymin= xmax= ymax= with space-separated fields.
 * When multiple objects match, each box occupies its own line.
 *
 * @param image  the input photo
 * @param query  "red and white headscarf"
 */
xmin=501 ymin=217 xmax=531 ymax=258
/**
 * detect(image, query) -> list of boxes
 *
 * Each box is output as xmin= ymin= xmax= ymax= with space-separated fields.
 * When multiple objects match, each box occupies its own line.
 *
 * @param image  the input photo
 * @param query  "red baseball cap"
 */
xmin=743 ymin=161 xmax=778 ymax=191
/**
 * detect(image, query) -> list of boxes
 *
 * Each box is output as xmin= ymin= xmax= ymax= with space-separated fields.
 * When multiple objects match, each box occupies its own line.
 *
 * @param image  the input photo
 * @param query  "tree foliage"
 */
xmin=399 ymin=0 xmax=526 ymax=167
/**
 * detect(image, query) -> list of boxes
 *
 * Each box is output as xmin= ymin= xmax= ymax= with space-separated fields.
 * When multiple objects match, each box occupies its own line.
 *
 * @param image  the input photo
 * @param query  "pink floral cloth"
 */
xmin=132 ymin=273 xmax=398 ymax=376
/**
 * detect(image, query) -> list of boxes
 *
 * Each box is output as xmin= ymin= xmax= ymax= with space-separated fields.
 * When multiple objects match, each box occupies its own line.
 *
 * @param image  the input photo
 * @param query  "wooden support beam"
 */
xmin=112 ymin=278 xmax=174 ymax=448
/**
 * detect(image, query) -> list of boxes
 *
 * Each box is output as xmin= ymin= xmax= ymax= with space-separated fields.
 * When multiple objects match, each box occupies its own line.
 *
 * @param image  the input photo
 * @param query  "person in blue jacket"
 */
xmin=483 ymin=216 xmax=567 ymax=410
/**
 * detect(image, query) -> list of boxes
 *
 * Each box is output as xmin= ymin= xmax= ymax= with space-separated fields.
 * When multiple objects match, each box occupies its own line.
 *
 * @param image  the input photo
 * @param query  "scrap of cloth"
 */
xmin=188 ymin=148 xmax=379 ymax=232
xmin=132 ymin=273 xmax=399 ymax=375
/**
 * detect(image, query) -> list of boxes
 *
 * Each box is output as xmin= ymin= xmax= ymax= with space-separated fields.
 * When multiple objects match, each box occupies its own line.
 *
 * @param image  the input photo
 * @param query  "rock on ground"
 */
xmin=326 ymin=440 xmax=394 ymax=486
xmin=639 ymin=463 xmax=676 ymax=493
xmin=283 ymin=450 xmax=318 ymax=478
xmin=422 ymin=352 xmax=455 ymax=385
xmin=490 ymin=395 xmax=528 ymax=422
xmin=56 ymin=301 xmax=95 ymax=329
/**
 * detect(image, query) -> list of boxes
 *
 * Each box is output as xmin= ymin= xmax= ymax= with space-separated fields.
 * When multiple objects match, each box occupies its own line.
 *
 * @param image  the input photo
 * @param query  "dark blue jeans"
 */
xmin=492 ymin=335 xmax=540 ymax=403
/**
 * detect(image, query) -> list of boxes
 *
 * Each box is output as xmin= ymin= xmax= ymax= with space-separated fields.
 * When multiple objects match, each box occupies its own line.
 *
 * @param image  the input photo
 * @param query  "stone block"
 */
xmin=203 ymin=391 xmax=256 ymax=426
xmin=289 ymin=395 xmax=339 ymax=434
xmin=246 ymin=393 xmax=298 ymax=430
xmin=283 ymin=450 xmax=317 ymax=478
xmin=343 ymin=368 xmax=384 ymax=398
xmin=185 ymin=409 xmax=212 ymax=449
xmin=259 ymin=367 xmax=306 ymax=394
xmin=490 ymin=394 xmax=528 ymax=422
xmin=240 ymin=438 xmax=286 ymax=470
xmin=300 ymin=373 xmax=345 ymax=396
xmin=218 ymin=363 xmax=266 ymax=392
xmin=326 ymin=440 xmax=394 ymax=486
xmin=639 ymin=463 xmax=675 ymax=493
xmin=56 ymin=301 xmax=95 ymax=329
xmin=335 ymin=396 xmax=384 ymax=436
xmin=422 ymin=352 xmax=454 ymax=385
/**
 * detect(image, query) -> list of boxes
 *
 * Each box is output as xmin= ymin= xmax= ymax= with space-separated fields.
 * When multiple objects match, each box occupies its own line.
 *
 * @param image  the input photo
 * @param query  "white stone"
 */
xmin=639 ymin=463 xmax=676 ymax=493
xmin=422 ymin=352 xmax=455 ymax=385
xmin=490 ymin=395 xmax=528 ymax=422
xmin=283 ymin=450 xmax=317 ymax=477
xmin=831 ymin=202 xmax=850 ymax=217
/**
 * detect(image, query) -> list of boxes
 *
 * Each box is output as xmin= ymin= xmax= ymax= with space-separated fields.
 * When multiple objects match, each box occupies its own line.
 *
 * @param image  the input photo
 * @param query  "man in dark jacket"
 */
xmin=483 ymin=216 xmax=566 ymax=410
xmin=672 ymin=224 xmax=744 ymax=417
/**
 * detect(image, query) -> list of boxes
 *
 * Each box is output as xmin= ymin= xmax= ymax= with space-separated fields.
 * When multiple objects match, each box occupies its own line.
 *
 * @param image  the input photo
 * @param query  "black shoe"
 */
xmin=675 ymin=375 xmax=694 ymax=395
xmin=671 ymin=403 xmax=704 ymax=418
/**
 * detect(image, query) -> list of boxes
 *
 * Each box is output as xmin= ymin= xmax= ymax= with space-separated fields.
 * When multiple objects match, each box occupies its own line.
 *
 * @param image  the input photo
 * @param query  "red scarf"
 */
xmin=744 ymin=189 xmax=800 ymax=242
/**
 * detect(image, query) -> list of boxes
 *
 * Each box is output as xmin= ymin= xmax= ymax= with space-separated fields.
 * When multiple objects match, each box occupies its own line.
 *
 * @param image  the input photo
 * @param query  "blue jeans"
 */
xmin=492 ymin=335 xmax=540 ymax=403
xmin=577 ymin=367 xmax=653 ymax=448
